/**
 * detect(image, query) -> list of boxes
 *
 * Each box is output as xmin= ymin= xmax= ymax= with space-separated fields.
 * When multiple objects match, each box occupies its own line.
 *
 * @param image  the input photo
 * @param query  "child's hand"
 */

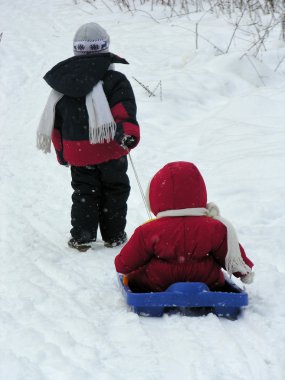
xmin=121 ymin=135 xmax=137 ymax=149
xmin=240 ymin=272 xmax=255 ymax=284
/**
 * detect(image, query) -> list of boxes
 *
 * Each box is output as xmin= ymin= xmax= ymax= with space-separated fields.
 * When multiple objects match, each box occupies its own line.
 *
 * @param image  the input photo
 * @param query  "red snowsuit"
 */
xmin=115 ymin=162 xmax=254 ymax=292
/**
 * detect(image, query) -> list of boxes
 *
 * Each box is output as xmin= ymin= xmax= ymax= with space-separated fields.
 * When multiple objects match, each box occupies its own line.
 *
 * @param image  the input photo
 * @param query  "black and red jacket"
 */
xmin=44 ymin=53 xmax=140 ymax=166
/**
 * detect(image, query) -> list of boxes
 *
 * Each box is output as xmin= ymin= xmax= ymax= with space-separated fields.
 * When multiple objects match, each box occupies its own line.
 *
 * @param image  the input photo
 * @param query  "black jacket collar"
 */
xmin=44 ymin=53 xmax=128 ymax=97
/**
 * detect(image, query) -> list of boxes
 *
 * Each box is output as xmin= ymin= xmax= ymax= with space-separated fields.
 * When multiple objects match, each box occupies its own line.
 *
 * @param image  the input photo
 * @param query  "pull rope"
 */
xmin=128 ymin=152 xmax=152 ymax=220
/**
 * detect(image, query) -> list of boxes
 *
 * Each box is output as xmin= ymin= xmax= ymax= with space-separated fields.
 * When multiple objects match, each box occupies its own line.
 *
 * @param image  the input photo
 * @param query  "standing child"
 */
xmin=115 ymin=161 xmax=254 ymax=292
xmin=37 ymin=22 xmax=140 ymax=251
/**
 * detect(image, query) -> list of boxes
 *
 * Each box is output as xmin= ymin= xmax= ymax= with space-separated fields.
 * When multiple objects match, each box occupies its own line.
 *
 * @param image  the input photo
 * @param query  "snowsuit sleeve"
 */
xmin=210 ymin=231 xmax=254 ymax=278
xmin=51 ymin=106 xmax=68 ymax=166
xmin=233 ymin=244 xmax=254 ymax=277
xmin=105 ymin=72 xmax=140 ymax=148
xmin=115 ymin=227 xmax=152 ymax=274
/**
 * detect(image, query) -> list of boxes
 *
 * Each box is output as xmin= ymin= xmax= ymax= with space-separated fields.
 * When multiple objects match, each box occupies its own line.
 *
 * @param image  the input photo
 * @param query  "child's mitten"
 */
xmin=121 ymin=135 xmax=137 ymax=149
xmin=240 ymin=272 xmax=255 ymax=284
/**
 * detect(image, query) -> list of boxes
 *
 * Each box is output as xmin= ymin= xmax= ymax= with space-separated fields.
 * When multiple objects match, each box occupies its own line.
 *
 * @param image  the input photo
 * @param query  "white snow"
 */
xmin=1 ymin=0 xmax=285 ymax=379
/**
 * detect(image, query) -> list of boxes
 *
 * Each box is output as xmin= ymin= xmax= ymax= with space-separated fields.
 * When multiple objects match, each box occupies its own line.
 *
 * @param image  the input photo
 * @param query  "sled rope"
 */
xmin=128 ymin=152 xmax=152 ymax=220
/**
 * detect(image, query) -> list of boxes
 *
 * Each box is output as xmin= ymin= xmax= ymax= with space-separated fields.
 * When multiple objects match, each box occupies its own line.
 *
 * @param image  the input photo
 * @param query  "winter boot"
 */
xmin=104 ymin=232 xmax=127 ymax=248
xmin=68 ymin=237 xmax=96 ymax=252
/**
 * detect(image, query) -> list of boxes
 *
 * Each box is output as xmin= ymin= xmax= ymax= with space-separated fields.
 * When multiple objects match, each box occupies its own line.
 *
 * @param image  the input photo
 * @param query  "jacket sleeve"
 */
xmin=107 ymin=72 xmax=140 ymax=148
xmin=51 ymin=106 xmax=68 ymax=166
xmin=115 ymin=227 xmax=152 ymax=274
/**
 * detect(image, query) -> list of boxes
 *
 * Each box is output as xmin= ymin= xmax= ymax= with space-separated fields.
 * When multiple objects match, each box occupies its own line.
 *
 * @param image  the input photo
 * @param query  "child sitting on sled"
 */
xmin=115 ymin=161 xmax=254 ymax=292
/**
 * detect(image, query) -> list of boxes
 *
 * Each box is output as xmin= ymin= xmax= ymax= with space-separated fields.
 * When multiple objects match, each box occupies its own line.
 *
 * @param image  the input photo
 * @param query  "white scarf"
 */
xmin=37 ymin=90 xmax=63 ymax=153
xmin=157 ymin=202 xmax=252 ymax=276
xmin=37 ymin=81 xmax=116 ymax=153
xmin=85 ymin=81 xmax=116 ymax=144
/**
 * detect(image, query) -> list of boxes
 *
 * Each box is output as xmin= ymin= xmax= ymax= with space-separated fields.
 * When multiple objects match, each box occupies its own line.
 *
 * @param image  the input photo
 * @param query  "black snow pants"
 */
xmin=70 ymin=156 xmax=130 ymax=243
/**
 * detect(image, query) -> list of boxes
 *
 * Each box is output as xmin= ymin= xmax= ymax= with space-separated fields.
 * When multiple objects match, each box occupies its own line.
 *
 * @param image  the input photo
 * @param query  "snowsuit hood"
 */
xmin=44 ymin=53 xmax=128 ymax=97
xmin=148 ymin=161 xmax=207 ymax=216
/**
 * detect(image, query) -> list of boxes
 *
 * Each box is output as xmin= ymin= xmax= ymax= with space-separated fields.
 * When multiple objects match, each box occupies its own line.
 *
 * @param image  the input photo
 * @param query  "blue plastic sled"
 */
xmin=118 ymin=274 xmax=248 ymax=319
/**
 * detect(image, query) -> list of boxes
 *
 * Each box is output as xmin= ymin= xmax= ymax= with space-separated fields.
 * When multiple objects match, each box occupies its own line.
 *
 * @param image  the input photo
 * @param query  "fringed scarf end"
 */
xmin=89 ymin=122 xmax=117 ymax=144
xmin=37 ymin=133 xmax=51 ymax=153
xmin=225 ymin=255 xmax=252 ymax=276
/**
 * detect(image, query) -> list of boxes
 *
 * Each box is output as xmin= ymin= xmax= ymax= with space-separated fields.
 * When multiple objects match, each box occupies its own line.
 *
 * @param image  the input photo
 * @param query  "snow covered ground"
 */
xmin=1 ymin=0 xmax=285 ymax=379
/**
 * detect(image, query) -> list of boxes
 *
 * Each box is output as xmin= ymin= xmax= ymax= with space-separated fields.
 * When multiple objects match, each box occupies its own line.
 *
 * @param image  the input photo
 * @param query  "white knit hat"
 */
xmin=73 ymin=22 xmax=110 ymax=55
